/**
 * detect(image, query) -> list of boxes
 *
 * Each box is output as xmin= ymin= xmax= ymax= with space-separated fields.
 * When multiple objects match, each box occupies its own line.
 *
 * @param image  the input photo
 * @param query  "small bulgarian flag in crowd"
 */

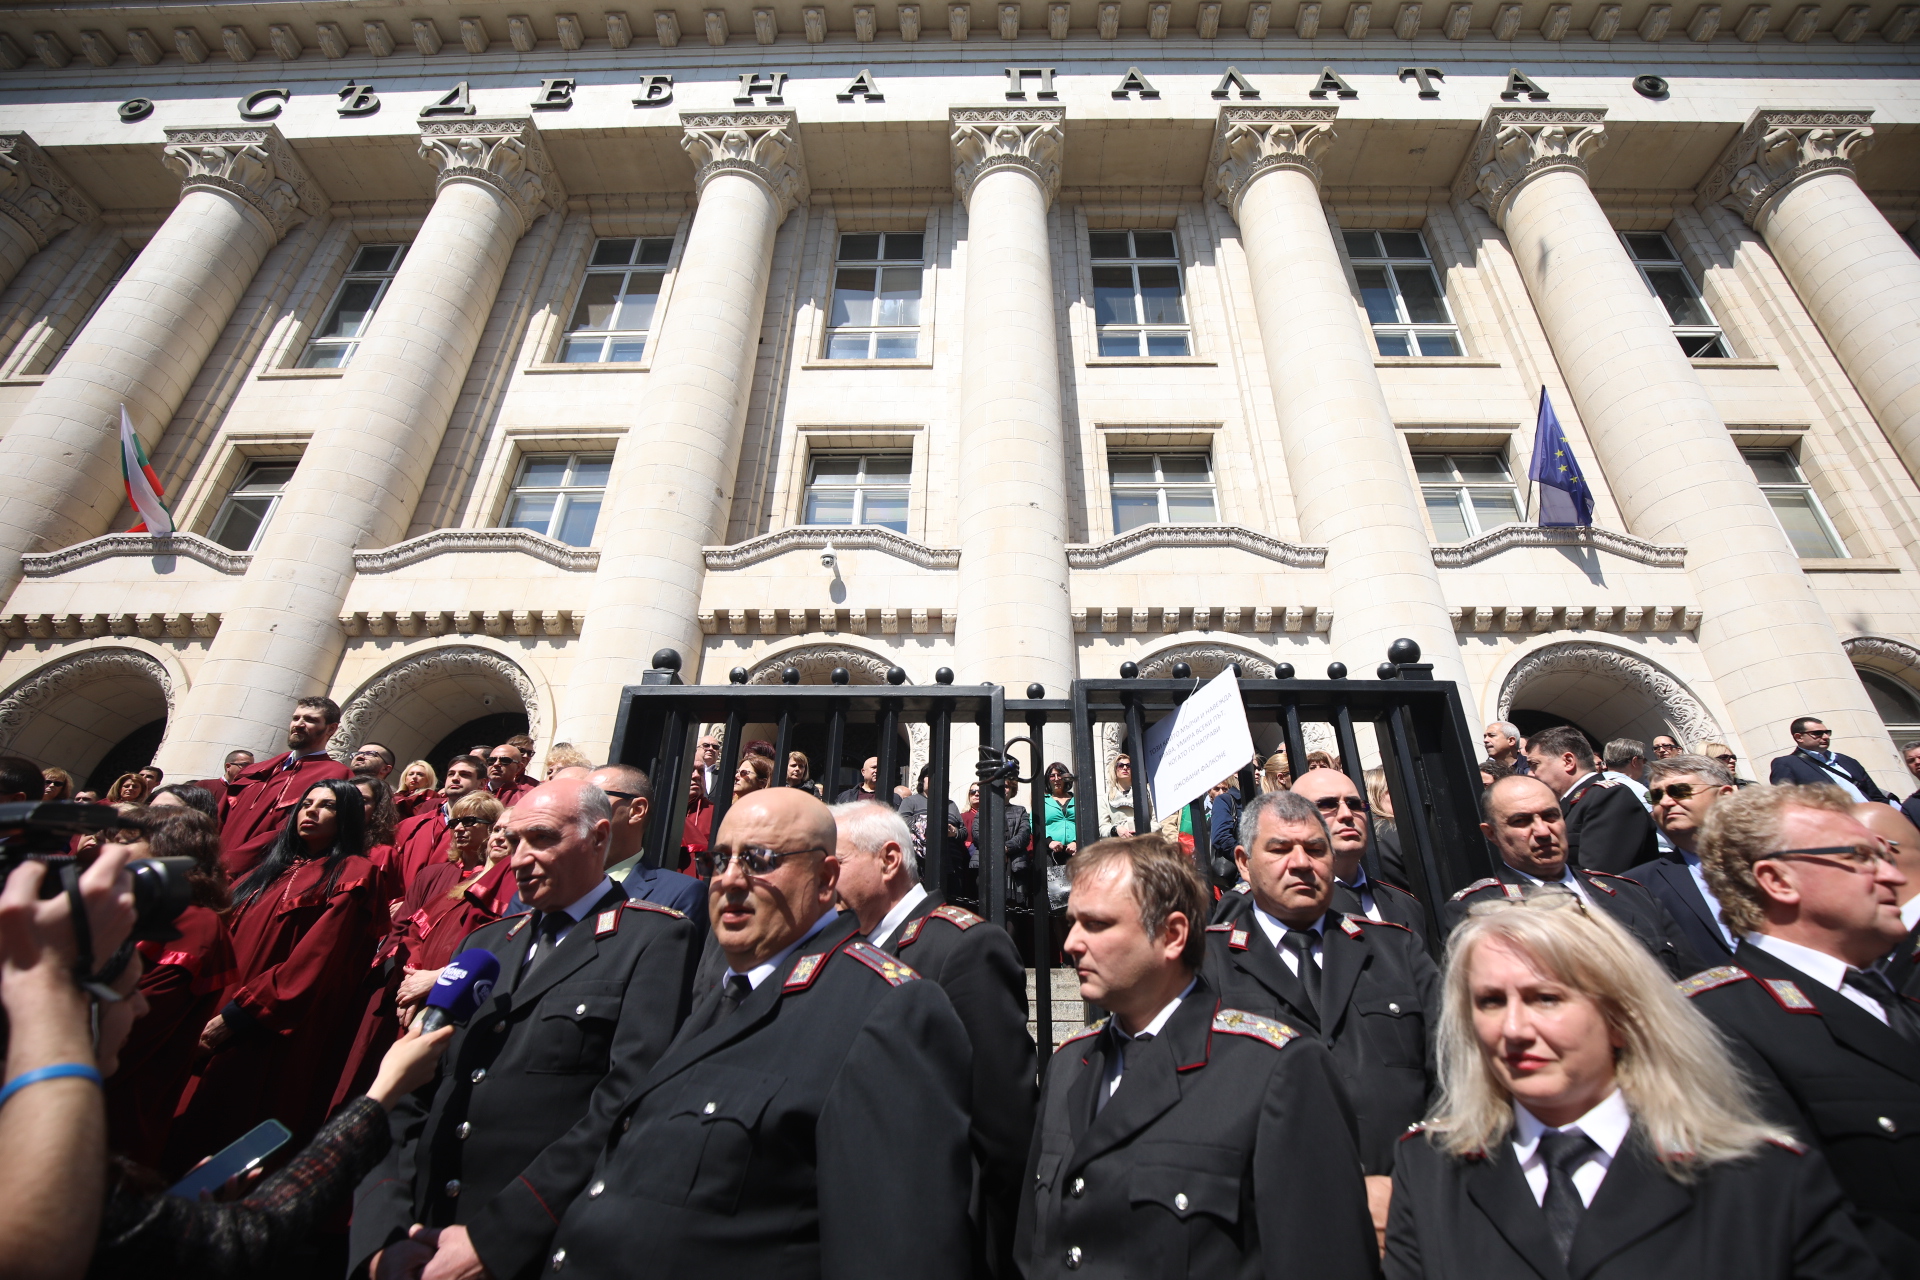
xmin=119 ymin=404 xmax=174 ymax=536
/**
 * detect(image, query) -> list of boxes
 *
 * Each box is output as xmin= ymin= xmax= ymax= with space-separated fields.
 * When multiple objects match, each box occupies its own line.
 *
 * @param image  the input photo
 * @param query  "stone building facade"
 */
xmin=0 ymin=0 xmax=1917 ymax=792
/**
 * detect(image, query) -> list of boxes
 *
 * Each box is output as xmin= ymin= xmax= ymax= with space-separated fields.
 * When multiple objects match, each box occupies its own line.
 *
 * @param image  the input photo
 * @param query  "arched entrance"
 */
xmin=335 ymin=646 xmax=540 ymax=774
xmin=1498 ymin=642 xmax=1720 ymax=751
xmin=740 ymin=644 xmax=912 ymax=797
xmin=1844 ymin=636 xmax=1920 ymax=744
xmin=0 ymin=648 xmax=174 ymax=781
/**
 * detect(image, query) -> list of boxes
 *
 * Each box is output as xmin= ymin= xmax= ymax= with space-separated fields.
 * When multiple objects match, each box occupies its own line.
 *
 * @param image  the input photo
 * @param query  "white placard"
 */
xmin=1144 ymin=668 xmax=1255 ymax=824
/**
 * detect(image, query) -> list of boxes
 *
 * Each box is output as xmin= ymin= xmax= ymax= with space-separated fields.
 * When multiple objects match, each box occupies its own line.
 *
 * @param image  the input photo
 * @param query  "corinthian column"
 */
xmin=0 ymin=131 xmax=98 ymax=293
xmin=1459 ymin=106 xmax=1886 ymax=764
xmin=164 ymin=119 xmax=562 ymax=772
xmin=948 ymin=106 xmax=1076 ymax=694
xmin=0 ymin=125 xmax=326 ymax=602
xmin=1208 ymin=106 xmax=1469 ymax=689
xmin=557 ymin=112 xmax=808 ymax=752
xmin=1699 ymin=110 xmax=1920 ymax=482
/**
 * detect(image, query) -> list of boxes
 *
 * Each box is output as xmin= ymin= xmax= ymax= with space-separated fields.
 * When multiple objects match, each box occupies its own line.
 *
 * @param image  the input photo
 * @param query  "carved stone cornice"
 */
xmin=1497 ymin=640 xmax=1719 ymax=748
xmin=418 ymin=117 xmax=563 ymax=234
xmin=335 ymin=645 xmax=541 ymax=761
xmin=1205 ymin=105 xmax=1338 ymax=220
xmin=161 ymin=125 xmax=329 ymax=240
xmin=0 ymin=131 xmax=98 ymax=251
xmin=0 ymin=648 xmax=175 ymax=750
xmin=1451 ymin=106 xmax=1607 ymax=229
xmin=21 ymin=531 xmax=251 ymax=577
xmin=704 ymin=525 xmax=959 ymax=571
xmin=1430 ymin=524 xmax=1685 ymax=568
xmin=949 ymin=106 xmax=1066 ymax=207
xmin=1066 ymin=523 xmax=1327 ymax=570
xmin=680 ymin=112 xmax=809 ymax=218
xmin=1696 ymin=108 xmax=1875 ymax=229
xmin=353 ymin=527 xmax=598 ymax=573
xmin=1843 ymin=634 xmax=1920 ymax=679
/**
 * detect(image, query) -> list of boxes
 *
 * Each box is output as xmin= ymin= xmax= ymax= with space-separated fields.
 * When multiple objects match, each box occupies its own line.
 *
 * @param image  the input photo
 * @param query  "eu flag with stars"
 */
xmin=1529 ymin=387 xmax=1594 ymax=528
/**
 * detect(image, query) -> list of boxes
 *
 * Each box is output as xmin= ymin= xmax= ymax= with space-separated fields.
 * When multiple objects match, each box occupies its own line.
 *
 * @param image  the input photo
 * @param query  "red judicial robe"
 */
xmin=393 ymin=787 xmax=441 ymax=821
xmin=488 ymin=777 xmax=535 ymax=806
xmin=391 ymin=806 xmax=453 ymax=891
xmin=170 ymin=852 xmax=382 ymax=1167
xmin=103 ymin=905 xmax=236 ymax=1171
xmin=217 ymin=751 xmax=351 ymax=881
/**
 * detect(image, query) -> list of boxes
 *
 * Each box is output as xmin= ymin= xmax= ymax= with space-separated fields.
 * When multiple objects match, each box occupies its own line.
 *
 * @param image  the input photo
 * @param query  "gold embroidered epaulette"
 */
xmin=624 ymin=898 xmax=686 ymax=918
xmin=593 ymin=907 xmax=622 ymax=938
xmin=1675 ymin=966 xmax=1750 ymax=998
xmin=1761 ymin=978 xmax=1819 ymax=1013
xmin=784 ymin=950 xmax=830 ymax=992
xmin=897 ymin=917 xmax=926 ymax=946
xmin=1449 ymin=877 xmax=1511 ymax=903
xmin=1060 ymin=1017 xmax=1109 ymax=1050
xmin=1339 ymin=917 xmax=1364 ymax=938
xmin=842 ymin=939 xmax=921 ymax=986
xmin=504 ymin=912 xmax=534 ymax=939
xmin=1212 ymin=1007 xmax=1300 ymax=1050
xmin=932 ymin=903 xmax=985 ymax=930
xmin=1205 ymin=922 xmax=1233 ymax=932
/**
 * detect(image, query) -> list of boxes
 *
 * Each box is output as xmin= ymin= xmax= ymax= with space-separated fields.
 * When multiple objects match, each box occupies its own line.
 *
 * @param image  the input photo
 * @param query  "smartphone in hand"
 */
xmin=167 ymin=1119 xmax=292 ymax=1201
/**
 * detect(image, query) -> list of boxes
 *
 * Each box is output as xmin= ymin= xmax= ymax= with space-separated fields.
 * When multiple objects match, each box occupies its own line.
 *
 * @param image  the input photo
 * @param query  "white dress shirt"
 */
xmin=1903 ymin=895 xmax=1920 ymax=933
xmin=1511 ymin=863 xmax=1594 ymax=908
xmin=1679 ymin=849 xmax=1739 ymax=950
xmin=1251 ymin=905 xmax=1324 ymax=975
xmin=524 ymin=876 xmax=617 ymax=966
xmin=866 ymin=882 xmax=930 ymax=949
xmin=1340 ymin=869 xmax=1384 ymax=922
xmin=1512 ymin=1089 xmax=1631 ymax=1207
xmin=731 ymin=907 xmax=839 ymax=991
xmin=1106 ymin=978 xmax=1195 ymax=1100
xmin=1745 ymin=932 xmax=1888 ymax=1024
xmin=1805 ymin=752 xmax=1870 ymax=804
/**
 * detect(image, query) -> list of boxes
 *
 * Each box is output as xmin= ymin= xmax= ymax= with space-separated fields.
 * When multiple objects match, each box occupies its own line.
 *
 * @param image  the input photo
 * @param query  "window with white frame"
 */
xmin=1108 ymin=451 xmax=1218 ymax=534
xmin=504 ymin=453 xmax=612 ymax=547
xmin=803 ymin=453 xmax=910 ymax=533
xmin=561 ymin=238 xmax=674 ymax=364
xmin=1413 ymin=452 xmax=1523 ymax=541
xmin=1741 ymin=449 xmax=1847 ymax=559
xmin=208 ymin=461 xmax=298 ymax=552
xmin=1343 ymin=230 xmax=1461 ymax=357
xmin=825 ymin=233 xmax=924 ymax=359
xmin=51 ymin=251 xmax=132 ymax=368
xmin=1620 ymin=232 xmax=1731 ymax=358
xmin=1089 ymin=231 xmax=1190 ymax=358
xmin=297 ymin=244 xmax=407 ymax=368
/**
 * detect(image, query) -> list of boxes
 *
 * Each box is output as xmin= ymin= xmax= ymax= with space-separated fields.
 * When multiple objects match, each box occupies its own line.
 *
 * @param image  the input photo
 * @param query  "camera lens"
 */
xmin=127 ymin=857 xmax=196 ymax=937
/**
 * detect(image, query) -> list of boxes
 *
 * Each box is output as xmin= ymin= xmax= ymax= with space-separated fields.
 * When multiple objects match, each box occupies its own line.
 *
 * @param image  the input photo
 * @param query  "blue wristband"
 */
xmin=0 ymin=1063 xmax=103 ymax=1110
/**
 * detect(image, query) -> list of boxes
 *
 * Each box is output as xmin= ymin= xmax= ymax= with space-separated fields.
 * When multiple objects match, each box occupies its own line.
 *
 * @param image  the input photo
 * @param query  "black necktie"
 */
xmin=1845 ymin=967 xmax=1920 ymax=1045
xmin=1282 ymin=929 xmax=1321 ymax=1016
xmin=692 ymin=973 xmax=751 ymax=1036
xmin=515 ymin=911 xmax=567 ymax=987
xmin=1097 ymin=1028 xmax=1153 ymax=1114
xmin=1539 ymin=1129 xmax=1598 ymax=1261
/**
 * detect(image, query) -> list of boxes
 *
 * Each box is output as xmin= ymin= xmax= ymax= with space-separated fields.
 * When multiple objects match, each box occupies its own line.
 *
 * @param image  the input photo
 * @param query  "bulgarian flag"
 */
xmin=119 ymin=405 xmax=173 ymax=536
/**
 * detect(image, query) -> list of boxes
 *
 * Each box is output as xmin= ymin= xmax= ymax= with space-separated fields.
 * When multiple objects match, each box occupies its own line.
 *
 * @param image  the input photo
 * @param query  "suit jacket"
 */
xmin=1684 ymin=942 xmax=1920 ymax=1278
xmin=1444 ymin=865 xmax=1703 ymax=979
xmin=1561 ymin=776 xmax=1660 ymax=875
xmin=884 ymin=895 xmax=1037 ymax=1278
xmin=216 ymin=751 xmax=351 ymax=880
xmin=623 ymin=865 xmax=708 ymax=940
xmin=544 ymin=911 xmax=975 ymax=1280
xmin=1770 ymin=750 xmax=1892 ymax=803
xmin=1622 ymin=854 xmax=1736 ymax=964
xmin=350 ymin=888 xmax=698 ymax=1280
xmin=1015 ymin=971 xmax=1379 ymax=1280
xmin=1386 ymin=1122 xmax=1882 ymax=1280
xmin=1204 ymin=909 xmax=1437 ymax=1175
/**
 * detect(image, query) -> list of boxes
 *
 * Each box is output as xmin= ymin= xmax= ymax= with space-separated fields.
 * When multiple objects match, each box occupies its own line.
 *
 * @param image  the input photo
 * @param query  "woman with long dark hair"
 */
xmin=171 ymin=779 xmax=385 ymax=1168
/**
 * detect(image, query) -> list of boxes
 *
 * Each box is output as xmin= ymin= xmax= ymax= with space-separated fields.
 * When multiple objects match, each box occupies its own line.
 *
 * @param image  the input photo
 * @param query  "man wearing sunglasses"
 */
xmin=1286 ymin=767 xmax=1425 ymax=940
xmin=543 ymin=787 xmax=974 ymax=1280
xmin=1689 ymin=784 xmax=1920 ymax=1278
xmin=1768 ymin=716 xmax=1895 ymax=804
xmin=1624 ymin=754 xmax=1740 ymax=962
xmin=1522 ymin=724 xmax=1659 ymax=873
xmin=588 ymin=763 xmax=706 ymax=929
xmin=486 ymin=744 xmax=536 ymax=806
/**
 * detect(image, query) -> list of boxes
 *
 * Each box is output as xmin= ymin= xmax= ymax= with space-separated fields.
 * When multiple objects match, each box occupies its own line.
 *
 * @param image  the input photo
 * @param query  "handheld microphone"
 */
xmin=419 ymin=949 xmax=501 ymax=1033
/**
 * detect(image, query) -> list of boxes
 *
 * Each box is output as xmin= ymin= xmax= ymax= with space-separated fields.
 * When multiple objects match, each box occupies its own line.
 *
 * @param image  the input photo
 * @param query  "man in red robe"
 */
xmin=391 ymin=755 xmax=487 ymax=890
xmin=484 ymin=741 xmax=536 ymax=805
xmin=191 ymin=748 xmax=257 ymax=822
xmin=216 ymin=698 xmax=350 ymax=880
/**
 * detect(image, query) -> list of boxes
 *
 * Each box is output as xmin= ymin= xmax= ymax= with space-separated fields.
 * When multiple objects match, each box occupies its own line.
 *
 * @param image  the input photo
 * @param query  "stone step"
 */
xmin=1025 ymin=966 xmax=1092 ymax=1050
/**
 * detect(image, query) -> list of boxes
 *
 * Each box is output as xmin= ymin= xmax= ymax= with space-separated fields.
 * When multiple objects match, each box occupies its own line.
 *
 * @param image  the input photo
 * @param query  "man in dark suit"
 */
xmin=1768 ymin=716 xmax=1894 ymax=803
xmin=1288 ymin=765 xmax=1427 ymax=941
xmin=1625 ymin=753 xmax=1740 ymax=963
xmin=832 ymin=799 xmax=1035 ymax=1277
xmin=1017 ymin=835 xmax=1378 ymax=1279
xmin=1449 ymin=776 xmax=1701 ymax=977
xmin=1523 ymin=724 xmax=1659 ymax=874
xmin=1851 ymin=801 xmax=1920 ymax=998
xmin=351 ymin=778 xmax=699 ymax=1280
xmin=1204 ymin=789 xmax=1438 ymax=1245
xmin=589 ymin=763 xmax=706 ymax=930
xmin=1894 ymin=740 xmax=1920 ymax=834
xmin=1689 ymin=782 xmax=1920 ymax=1278
xmin=543 ymin=787 xmax=975 ymax=1280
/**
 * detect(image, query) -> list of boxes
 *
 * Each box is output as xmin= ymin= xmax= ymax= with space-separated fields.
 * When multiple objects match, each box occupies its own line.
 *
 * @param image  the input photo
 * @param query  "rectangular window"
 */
xmin=505 ymin=452 xmax=613 ymax=547
xmin=297 ymin=244 xmax=407 ymax=369
xmin=825 ymin=233 xmax=924 ymax=360
xmin=1109 ymin=451 xmax=1218 ymax=534
xmin=1343 ymin=230 xmax=1461 ymax=358
xmin=561 ymin=238 xmax=675 ymax=364
xmin=208 ymin=461 xmax=298 ymax=552
xmin=1621 ymin=232 xmax=1731 ymax=358
xmin=803 ymin=453 xmax=911 ymax=533
xmin=1413 ymin=452 xmax=1523 ymax=541
xmin=1089 ymin=231 xmax=1190 ymax=358
xmin=1742 ymin=449 xmax=1847 ymax=559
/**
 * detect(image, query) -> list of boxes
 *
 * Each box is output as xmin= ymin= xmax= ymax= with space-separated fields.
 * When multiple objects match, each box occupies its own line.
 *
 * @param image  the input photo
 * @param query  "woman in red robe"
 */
xmin=169 ymin=778 xmax=384 ymax=1169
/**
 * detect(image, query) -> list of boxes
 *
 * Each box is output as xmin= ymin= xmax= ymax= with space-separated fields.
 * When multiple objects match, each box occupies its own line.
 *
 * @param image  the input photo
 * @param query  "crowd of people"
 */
xmin=0 ymin=693 xmax=1915 ymax=1280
